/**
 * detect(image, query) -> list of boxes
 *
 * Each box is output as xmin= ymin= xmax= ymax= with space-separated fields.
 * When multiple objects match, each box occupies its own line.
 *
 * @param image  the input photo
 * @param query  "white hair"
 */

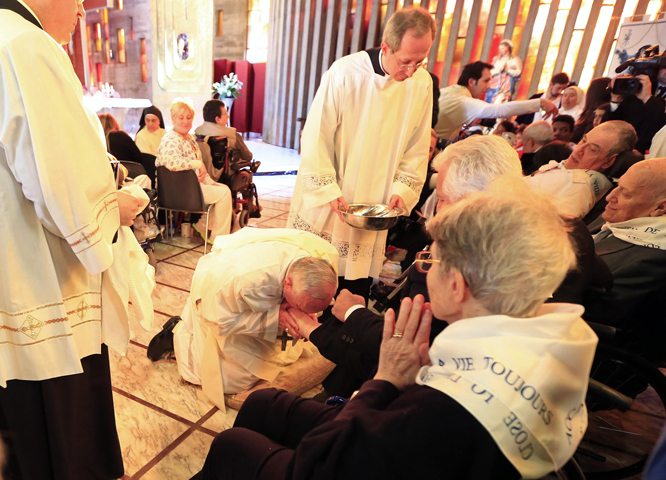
xmin=523 ymin=121 xmax=554 ymax=147
xmin=435 ymin=135 xmax=522 ymax=202
xmin=382 ymin=7 xmax=436 ymax=52
xmin=288 ymin=257 xmax=337 ymax=299
xmin=429 ymin=179 xmax=576 ymax=317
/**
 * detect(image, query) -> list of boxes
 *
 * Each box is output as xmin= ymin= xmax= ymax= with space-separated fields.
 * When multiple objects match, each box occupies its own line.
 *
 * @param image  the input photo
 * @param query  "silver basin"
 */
xmin=340 ymin=203 xmax=406 ymax=231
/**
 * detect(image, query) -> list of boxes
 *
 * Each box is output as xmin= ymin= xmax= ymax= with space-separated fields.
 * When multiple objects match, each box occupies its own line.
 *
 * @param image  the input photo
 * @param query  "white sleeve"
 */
xmin=461 ymin=96 xmax=542 ymax=121
xmin=0 ymin=30 xmax=119 ymax=274
xmin=392 ymin=81 xmax=431 ymax=210
xmin=297 ymin=69 xmax=345 ymax=208
xmin=209 ymin=271 xmax=282 ymax=342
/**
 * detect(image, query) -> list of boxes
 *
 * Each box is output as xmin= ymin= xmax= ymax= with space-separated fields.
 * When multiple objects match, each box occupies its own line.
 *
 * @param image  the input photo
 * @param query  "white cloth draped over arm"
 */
xmin=0 ymin=30 xmax=119 ymax=275
xmin=298 ymin=70 xmax=345 ymax=208
xmin=392 ymin=85 xmax=431 ymax=210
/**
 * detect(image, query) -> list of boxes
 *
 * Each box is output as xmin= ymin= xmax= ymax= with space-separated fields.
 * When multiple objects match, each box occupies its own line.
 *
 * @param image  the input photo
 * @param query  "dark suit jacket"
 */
xmin=608 ymin=95 xmax=666 ymax=154
xmin=585 ymin=217 xmax=666 ymax=358
xmin=311 ymin=309 xmax=447 ymax=398
xmin=515 ymin=93 xmax=542 ymax=125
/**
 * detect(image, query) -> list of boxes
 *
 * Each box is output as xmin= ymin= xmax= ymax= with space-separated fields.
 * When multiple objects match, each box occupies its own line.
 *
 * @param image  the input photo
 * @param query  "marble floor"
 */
xmin=111 ymin=160 xmax=300 ymax=479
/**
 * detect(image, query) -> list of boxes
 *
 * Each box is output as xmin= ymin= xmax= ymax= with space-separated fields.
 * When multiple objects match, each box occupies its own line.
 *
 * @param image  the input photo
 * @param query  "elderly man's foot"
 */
xmin=147 ymin=316 xmax=181 ymax=361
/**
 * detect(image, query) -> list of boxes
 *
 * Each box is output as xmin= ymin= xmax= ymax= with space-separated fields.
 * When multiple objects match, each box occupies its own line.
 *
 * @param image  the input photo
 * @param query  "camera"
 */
xmin=613 ymin=45 xmax=666 ymax=96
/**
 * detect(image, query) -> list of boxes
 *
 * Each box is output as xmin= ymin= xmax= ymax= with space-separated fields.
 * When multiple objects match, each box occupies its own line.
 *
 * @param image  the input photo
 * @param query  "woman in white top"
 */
xmin=135 ymin=106 xmax=167 ymax=156
xmin=156 ymin=98 xmax=233 ymax=243
xmin=558 ymin=86 xmax=585 ymax=122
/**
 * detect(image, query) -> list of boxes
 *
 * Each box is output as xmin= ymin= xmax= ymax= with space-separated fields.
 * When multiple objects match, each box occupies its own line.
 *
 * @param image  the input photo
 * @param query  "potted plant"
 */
xmin=212 ymin=73 xmax=244 ymax=117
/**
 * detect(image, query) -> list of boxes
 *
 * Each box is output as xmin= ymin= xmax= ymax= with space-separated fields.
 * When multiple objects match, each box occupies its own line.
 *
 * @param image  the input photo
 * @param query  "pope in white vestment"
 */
xmin=287 ymin=48 xmax=432 ymax=280
xmin=173 ymin=228 xmax=338 ymax=410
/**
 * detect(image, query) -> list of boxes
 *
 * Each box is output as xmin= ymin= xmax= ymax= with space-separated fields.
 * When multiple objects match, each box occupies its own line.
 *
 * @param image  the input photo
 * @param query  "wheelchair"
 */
xmin=198 ymin=135 xmax=261 ymax=228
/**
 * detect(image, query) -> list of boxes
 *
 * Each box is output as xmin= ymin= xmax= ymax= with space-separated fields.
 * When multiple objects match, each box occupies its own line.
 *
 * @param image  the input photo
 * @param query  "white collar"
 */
xmin=14 ymin=0 xmax=43 ymax=28
xmin=377 ymin=49 xmax=388 ymax=76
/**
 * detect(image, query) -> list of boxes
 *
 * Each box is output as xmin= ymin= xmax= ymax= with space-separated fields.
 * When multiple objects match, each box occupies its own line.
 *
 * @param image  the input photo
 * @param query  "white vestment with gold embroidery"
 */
xmin=0 ymin=10 xmax=120 ymax=387
xmin=287 ymin=51 xmax=431 ymax=280
xmin=173 ymin=228 xmax=338 ymax=411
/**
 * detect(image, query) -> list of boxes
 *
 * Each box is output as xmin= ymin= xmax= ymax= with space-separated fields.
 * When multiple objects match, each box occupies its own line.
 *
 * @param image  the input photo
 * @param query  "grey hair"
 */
xmin=523 ymin=121 xmax=554 ymax=147
xmin=288 ymin=257 xmax=337 ymax=299
xmin=429 ymin=179 xmax=576 ymax=317
xmin=601 ymin=120 xmax=637 ymax=156
xmin=383 ymin=7 xmax=437 ymax=52
xmin=436 ymin=135 xmax=523 ymax=202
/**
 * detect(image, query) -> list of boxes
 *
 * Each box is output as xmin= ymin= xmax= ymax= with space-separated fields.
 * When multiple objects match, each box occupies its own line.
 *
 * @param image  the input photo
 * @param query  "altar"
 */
xmin=83 ymin=96 xmax=153 ymax=137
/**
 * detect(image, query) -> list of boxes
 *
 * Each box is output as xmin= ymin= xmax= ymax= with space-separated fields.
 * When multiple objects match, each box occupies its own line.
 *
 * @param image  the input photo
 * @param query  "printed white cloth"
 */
xmin=526 ymin=160 xmax=612 ymax=218
xmin=601 ymin=216 xmax=666 ymax=249
xmin=417 ymin=303 xmax=598 ymax=478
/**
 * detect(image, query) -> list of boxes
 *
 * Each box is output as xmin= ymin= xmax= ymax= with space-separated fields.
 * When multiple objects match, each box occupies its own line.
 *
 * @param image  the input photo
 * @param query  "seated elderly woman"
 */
xmin=156 ymin=98 xmax=233 ymax=242
xmin=192 ymin=181 xmax=598 ymax=480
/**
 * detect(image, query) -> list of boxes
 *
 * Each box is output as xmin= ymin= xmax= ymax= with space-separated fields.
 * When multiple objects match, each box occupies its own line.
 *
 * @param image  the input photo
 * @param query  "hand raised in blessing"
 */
xmin=374 ymin=295 xmax=432 ymax=391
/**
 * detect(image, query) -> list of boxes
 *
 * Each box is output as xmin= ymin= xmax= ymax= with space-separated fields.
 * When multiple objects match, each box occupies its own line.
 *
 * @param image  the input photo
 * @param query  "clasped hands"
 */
xmin=374 ymin=295 xmax=432 ymax=391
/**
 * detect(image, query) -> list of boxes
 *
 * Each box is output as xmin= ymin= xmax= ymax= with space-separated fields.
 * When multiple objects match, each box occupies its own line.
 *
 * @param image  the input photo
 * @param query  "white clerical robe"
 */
xmin=173 ymin=228 xmax=339 ymax=410
xmin=0 ymin=8 xmax=121 ymax=386
xmin=287 ymin=51 xmax=432 ymax=280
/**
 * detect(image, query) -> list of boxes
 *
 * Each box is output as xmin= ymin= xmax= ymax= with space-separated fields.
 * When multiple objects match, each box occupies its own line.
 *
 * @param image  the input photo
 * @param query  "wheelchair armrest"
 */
xmin=587 ymin=378 xmax=633 ymax=412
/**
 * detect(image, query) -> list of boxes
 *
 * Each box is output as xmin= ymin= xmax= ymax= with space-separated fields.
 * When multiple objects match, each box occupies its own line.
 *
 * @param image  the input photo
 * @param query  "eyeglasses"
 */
xmin=391 ymin=52 xmax=428 ymax=72
xmin=415 ymin=250 xmax=440 ymax=273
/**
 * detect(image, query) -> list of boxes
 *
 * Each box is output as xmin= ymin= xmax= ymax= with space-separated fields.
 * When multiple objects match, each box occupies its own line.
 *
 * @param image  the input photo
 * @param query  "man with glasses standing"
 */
xmin=288 ymin=7 xmax=435 ymax=299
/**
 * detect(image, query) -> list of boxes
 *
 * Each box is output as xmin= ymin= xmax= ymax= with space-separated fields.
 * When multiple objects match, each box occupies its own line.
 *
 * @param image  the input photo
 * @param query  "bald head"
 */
xmin=602 ymin=158 xmax=666 ymax=223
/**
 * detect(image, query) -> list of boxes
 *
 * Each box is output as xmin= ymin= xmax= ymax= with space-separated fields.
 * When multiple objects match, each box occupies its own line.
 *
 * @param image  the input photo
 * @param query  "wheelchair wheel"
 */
xmin=239 ymin=210 xmax=249 ymax=228
xmin=576 ymin=343 xmax=666 ymax=480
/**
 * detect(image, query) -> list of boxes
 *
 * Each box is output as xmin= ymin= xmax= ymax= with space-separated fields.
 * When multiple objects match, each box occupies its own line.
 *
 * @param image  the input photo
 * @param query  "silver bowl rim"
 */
xmin=341 ymin=203 xmax=407 ymax=218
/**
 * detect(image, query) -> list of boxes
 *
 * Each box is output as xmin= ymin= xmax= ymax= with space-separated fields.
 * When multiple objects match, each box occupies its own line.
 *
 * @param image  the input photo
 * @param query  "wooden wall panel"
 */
xmin=264 ymin=0 xmax=648 ymax=148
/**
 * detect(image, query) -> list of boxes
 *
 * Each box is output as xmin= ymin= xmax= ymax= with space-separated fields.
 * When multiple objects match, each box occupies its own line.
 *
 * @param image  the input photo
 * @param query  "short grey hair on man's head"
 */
xmin=434 ymin=135 xmax=522 ymax=203
xmin=288 ymin=257 xmax=337 ymax=299
xmin=429 ymin=179 xmax=576 ymax=317
xmin=523 ymin=121 xmax=554 ymax=147
xmin=382 ymin=7 xmax=437 ymax=52
xmin=600 ymin=120 xmax=637 ymax=156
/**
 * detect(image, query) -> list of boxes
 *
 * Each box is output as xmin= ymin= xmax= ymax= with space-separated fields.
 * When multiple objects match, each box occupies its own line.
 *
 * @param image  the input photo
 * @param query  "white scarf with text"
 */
xmin=416 ymin=304 xmax=598 ymax=479
xmin=601 ymin=216 xmax=666 ymax=249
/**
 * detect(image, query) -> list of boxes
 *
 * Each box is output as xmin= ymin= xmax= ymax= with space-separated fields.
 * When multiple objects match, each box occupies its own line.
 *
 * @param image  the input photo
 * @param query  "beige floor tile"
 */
xmin=140 ymin=431 xmax=214 ymax=480
xmin=258 ymin=195 xmax=292 ymax=206
xmin=163 ymin=250 xmax=204 ymax=269
xmin=129 ymin=310 xmax=171 ymax=348
xmin=256 ymin=206 xmax=289 ymax=218
xmin=264 ymin=187 xmax=294 ymax=198
xmin=110 ymin=344 xmax=215 ymax=423
xmin=201 ymin=407 xmax=239 ymax=434
xmin=153 ymin=242 xmax=187 ymax=261
xmin=160 ymin=235 xmax=204 ymax=249
xmin=257 ymin=215 xmax=289 ymax=229
xmin=112 ymin=391 xmax=190 ymax=477
xmin=155 ymin=262 xmax=194 ymax=291
xmin=151 ymin=283 xmax=190 ymax=317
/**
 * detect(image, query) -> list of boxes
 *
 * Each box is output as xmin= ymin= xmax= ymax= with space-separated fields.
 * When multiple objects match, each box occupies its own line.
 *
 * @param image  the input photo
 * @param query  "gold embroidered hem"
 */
xmin=0 ymin=291 xmax=103 ymax=387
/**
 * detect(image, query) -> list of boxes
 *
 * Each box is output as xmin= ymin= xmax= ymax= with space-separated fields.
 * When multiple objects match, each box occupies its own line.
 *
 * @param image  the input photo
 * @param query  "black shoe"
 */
xmin=147 ymin=316 xmax=181 ymax=361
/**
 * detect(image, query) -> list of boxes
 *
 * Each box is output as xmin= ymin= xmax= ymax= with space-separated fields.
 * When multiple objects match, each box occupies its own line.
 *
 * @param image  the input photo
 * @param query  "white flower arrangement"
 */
xmin=212 ymin=73 xmax=244 ymax=99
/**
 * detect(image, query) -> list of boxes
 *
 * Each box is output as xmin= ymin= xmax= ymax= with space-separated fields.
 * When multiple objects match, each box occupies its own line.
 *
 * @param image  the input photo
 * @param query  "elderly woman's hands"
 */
xmin=374 ymin=295 xmax=432 ymax=391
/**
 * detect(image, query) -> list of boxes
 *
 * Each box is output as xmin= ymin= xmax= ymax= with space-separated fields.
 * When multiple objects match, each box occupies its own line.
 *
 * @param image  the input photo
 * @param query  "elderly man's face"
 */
xmin=285 ymin=284 xmax=336 ymax=315
xmin=658 ymin=68 xmax=666 ymax=86
xmin=381 ymin=30 xmax=432 ymax=82
xmin=564 ymin=126 xmax=615 ymax=172
xmin=32 ymin=0 xmax=86 ymax=45
xmin=603 ymin=166 xmax=660 ymax=223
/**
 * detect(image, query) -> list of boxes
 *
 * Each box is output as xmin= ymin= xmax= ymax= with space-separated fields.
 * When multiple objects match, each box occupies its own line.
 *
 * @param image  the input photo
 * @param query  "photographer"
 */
xmin=609 ymin=70 xmax=666 ymax=154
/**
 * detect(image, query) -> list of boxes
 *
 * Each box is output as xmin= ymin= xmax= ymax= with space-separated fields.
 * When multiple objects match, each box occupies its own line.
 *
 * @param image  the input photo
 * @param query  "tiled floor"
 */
xmin=111 ymin=142 xmax=300 ymax=479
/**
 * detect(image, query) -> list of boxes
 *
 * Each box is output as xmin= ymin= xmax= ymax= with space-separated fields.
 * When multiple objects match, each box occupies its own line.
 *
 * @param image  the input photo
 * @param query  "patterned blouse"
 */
xmin=156 ymin=129 xmax=204 ymax=172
